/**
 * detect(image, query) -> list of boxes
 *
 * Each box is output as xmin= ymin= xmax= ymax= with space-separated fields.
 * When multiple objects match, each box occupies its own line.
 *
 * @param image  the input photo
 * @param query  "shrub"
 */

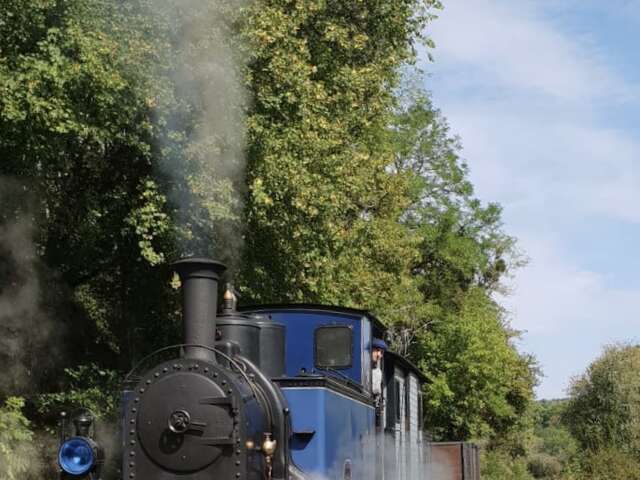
xmin=527 ymin=453 xmax=562 ymax=478
xmin=482 ymin=449 xmax=534 ymax=480
xmin=0 ymin=397 xmax=39 ymax=480
xmin=582 ymin=448 xmax=640 ymax=480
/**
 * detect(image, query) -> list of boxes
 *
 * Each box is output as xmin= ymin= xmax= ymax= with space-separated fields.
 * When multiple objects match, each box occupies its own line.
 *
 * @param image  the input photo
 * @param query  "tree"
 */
xmin=240 ymin=0 xmax=441 ymax=318
xmin=0 ymin=2 xmax=539 ymax=473
xmin=418 ymin=287 xmax=537 ymax=440
xmin=0 ymin=0 xmax=181 ymax=377
xmin=386 ymin=89 xmax=536 ymax=441
xmin=564 ymin=343 xmax=640 ymax=457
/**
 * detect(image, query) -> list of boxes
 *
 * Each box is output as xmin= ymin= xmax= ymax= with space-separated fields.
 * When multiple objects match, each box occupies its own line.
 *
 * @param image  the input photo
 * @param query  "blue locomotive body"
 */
xmin=283 ymin=385 xmax=375 ymax=477
xmin=57 ymin=258 xmax=478 ymax=480
xmin=242 ymin=306 xmax=380 ymax=479
xmin=242 ymin=305 xmax=428 ymax=480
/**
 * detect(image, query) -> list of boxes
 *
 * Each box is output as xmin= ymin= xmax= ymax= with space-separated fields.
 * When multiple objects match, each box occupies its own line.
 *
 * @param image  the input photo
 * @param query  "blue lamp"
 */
xmin=58 ymin=437 xmax=96 ymax=476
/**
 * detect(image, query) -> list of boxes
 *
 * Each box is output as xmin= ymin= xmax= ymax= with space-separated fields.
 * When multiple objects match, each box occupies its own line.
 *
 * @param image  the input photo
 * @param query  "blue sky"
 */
xmin=420 ymin=0 xmax=640 ymax=399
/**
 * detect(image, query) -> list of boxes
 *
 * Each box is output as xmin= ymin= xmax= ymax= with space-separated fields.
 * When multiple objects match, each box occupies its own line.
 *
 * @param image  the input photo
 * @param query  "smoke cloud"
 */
xmin=0 ymin=179 xmax=66 ymax=397
xmin=152 ymin=0 xmax=251 ymax=273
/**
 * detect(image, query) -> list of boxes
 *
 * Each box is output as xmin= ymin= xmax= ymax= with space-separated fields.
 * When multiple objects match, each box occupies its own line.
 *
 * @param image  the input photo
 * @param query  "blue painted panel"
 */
xmin=257 ymin=309 xmax=363 ymax=384
xmin=283 ymin=387 xmax=375 ymax=480
xmin=283 ymin=388 xmax=326 ymax=472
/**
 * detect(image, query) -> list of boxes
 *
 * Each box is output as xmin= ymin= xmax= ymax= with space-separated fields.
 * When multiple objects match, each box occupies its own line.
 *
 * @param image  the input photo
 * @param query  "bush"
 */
xmin=584 ymin=448 xmax=640 ymax=480
xmin=582 ymin=448 xmax=640 ymax=480
xmin=0 ymin=397 xmax=39 ymax=480
xmin=527 ymin=453 xmax=562 ymax=478
xmin=564 ymin=344 xmax=640 ymax=456
xmin=482 ymin=449 xmax=534 ymax=480
xmin=36 ymin=363 xmax=121 ymax=421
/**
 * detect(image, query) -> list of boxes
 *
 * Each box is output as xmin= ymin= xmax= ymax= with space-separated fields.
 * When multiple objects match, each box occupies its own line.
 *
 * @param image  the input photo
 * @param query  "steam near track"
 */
xmin=0 ymin=179 xmax=66 ymax=398
xmin=0 ymin=178 xmax=67 ymax=478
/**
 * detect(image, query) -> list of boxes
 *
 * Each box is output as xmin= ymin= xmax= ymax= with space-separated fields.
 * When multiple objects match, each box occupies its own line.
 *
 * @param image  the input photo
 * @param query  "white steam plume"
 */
xmin=0 ymin=179 xmax=66 ymax=397
xmin=152 ymin=0 xmax=251 ymax=272
xmin=309 ymin=430 xmax=435 ymax=480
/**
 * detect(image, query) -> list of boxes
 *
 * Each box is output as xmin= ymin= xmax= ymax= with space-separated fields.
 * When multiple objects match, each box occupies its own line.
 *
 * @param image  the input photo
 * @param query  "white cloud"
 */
xmin=429 ymin=0 xmax=634 ymax=103
xmin=503 ymin=233 xmax=640 ymax=336
xmin=502 ymin=231 xmax=640 ymax=398
xmin=424 ymin=0 xmax=640 ymax=398
xmin=442 ymin=105 xmax=640 ymax=226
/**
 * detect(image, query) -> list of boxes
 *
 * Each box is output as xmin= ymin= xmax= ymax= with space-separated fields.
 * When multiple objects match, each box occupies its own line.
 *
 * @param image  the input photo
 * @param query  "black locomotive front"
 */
xmin=119 ymin=258 xmax=295 ymax=480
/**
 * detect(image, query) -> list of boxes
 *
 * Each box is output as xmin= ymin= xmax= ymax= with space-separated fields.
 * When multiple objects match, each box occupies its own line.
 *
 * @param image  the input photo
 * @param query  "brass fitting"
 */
xmin=262 ymin=433 xmax=277 ymax=456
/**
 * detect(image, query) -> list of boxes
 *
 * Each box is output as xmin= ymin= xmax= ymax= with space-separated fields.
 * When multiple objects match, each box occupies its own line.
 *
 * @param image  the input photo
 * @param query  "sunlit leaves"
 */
xmin=565 ymin=344 xmax=640 ymax=457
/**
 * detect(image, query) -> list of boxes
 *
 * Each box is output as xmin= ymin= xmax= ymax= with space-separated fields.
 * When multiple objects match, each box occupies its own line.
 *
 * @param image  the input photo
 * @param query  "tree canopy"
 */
xmin=564 ymin=343 xmax=640 ymax=456
xmin=0 ymin=0 xmax=538 ymax=477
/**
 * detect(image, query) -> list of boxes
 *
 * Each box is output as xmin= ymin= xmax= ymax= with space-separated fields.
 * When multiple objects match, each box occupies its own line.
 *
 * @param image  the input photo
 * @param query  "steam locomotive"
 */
xmin=57 ymin=258 xmax=480 ymax=480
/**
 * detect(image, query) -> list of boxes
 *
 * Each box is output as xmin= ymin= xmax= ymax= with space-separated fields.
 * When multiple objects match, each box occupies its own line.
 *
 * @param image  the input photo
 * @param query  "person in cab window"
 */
xmin=371 ymin=338 xmax=387 ymax=425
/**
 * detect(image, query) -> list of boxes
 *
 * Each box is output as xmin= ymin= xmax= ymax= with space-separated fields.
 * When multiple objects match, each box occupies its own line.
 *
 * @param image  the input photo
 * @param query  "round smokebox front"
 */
xmin=124 ymin=361 xmax=246 ymax=478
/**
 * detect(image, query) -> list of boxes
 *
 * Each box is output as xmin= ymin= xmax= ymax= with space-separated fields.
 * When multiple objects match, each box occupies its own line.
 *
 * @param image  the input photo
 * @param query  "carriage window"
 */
xmin=395 ymin=380 xmax=401 ymax=422
xmin=343 ymin=460 xmax=352 ymax=480
xmin=315 ymin=326 xmax=353 ymax=368
xmin=418 ymin=391 xmax=424 ymax=430
xmin=405 ymin=378 xmax=411 ymax=430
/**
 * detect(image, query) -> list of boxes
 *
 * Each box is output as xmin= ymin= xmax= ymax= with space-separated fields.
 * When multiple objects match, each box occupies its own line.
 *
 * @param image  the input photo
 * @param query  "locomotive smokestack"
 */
xmin=172 ymin=257 xmax=227 ymax=362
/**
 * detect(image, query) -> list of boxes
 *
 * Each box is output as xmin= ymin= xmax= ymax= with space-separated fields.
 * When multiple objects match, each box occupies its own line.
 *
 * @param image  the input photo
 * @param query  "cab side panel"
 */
xmin=283 ymin=387 xmax=375 ymax=480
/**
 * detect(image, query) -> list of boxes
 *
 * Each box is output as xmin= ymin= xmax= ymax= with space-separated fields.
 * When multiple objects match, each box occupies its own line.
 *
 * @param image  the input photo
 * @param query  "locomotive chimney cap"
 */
xmin=172 ymin=257 xmax=227 ymax=280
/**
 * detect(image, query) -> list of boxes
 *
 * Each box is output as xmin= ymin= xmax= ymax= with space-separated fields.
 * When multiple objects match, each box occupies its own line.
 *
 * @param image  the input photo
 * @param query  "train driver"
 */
xmin=371 ymin=338 xmax=387 ymax=396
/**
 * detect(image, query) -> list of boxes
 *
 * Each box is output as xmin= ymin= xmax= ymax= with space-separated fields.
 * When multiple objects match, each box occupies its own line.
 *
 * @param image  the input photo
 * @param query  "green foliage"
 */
xmin=392 ymin=91 xmax=519 ymax=296
xmin=0 ymin=0 xmax=180 ymax=370
xmin=419 ymin=287 xmax=536 ymax=440
xmin=0 ymin=397 xmax=36 ymax=480
xmin=0 ymin=0 xmax=539 ymax=470
xmin=533 ymin=400 xmax=580 ymax=469
xmin=241 ymin=0 xmax=439 ymax=308
xmin=384 ymin=89 xmax=536 ymax=443
xmin=527 ymin=453 xmax=562 ymax=479
xmin=581 ymin=447 xmax=640 ymax=480
xmin=36 ymin=363 xmax=121 ymax=420
xmin=564 ymin=343 xmax=640 ymax=457
xmin=482 ymin=449 xmax=534 ymax=480
xmin=559 ymin=344 xmax=640 ymax=478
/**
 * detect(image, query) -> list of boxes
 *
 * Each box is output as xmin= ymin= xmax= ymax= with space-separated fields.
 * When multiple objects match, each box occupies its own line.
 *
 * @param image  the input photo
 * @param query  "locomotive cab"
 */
xmin=240 ymin=305 xmax=387 ymax=479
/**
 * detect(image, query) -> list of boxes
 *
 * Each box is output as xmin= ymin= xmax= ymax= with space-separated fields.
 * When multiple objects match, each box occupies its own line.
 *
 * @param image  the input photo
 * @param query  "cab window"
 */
xmin=315 ymin=326 xmax=353 ymax=369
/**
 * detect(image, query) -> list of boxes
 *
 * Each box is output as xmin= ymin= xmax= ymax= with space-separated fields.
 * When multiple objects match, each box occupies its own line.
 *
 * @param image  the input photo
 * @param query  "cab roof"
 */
xmin=239 ymin=303 xmax=387 ymax=337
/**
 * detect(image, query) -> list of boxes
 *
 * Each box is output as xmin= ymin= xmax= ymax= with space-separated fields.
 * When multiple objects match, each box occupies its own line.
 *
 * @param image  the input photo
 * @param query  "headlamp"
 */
xmin=58 ymin=437 xmax=96 ymax=476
